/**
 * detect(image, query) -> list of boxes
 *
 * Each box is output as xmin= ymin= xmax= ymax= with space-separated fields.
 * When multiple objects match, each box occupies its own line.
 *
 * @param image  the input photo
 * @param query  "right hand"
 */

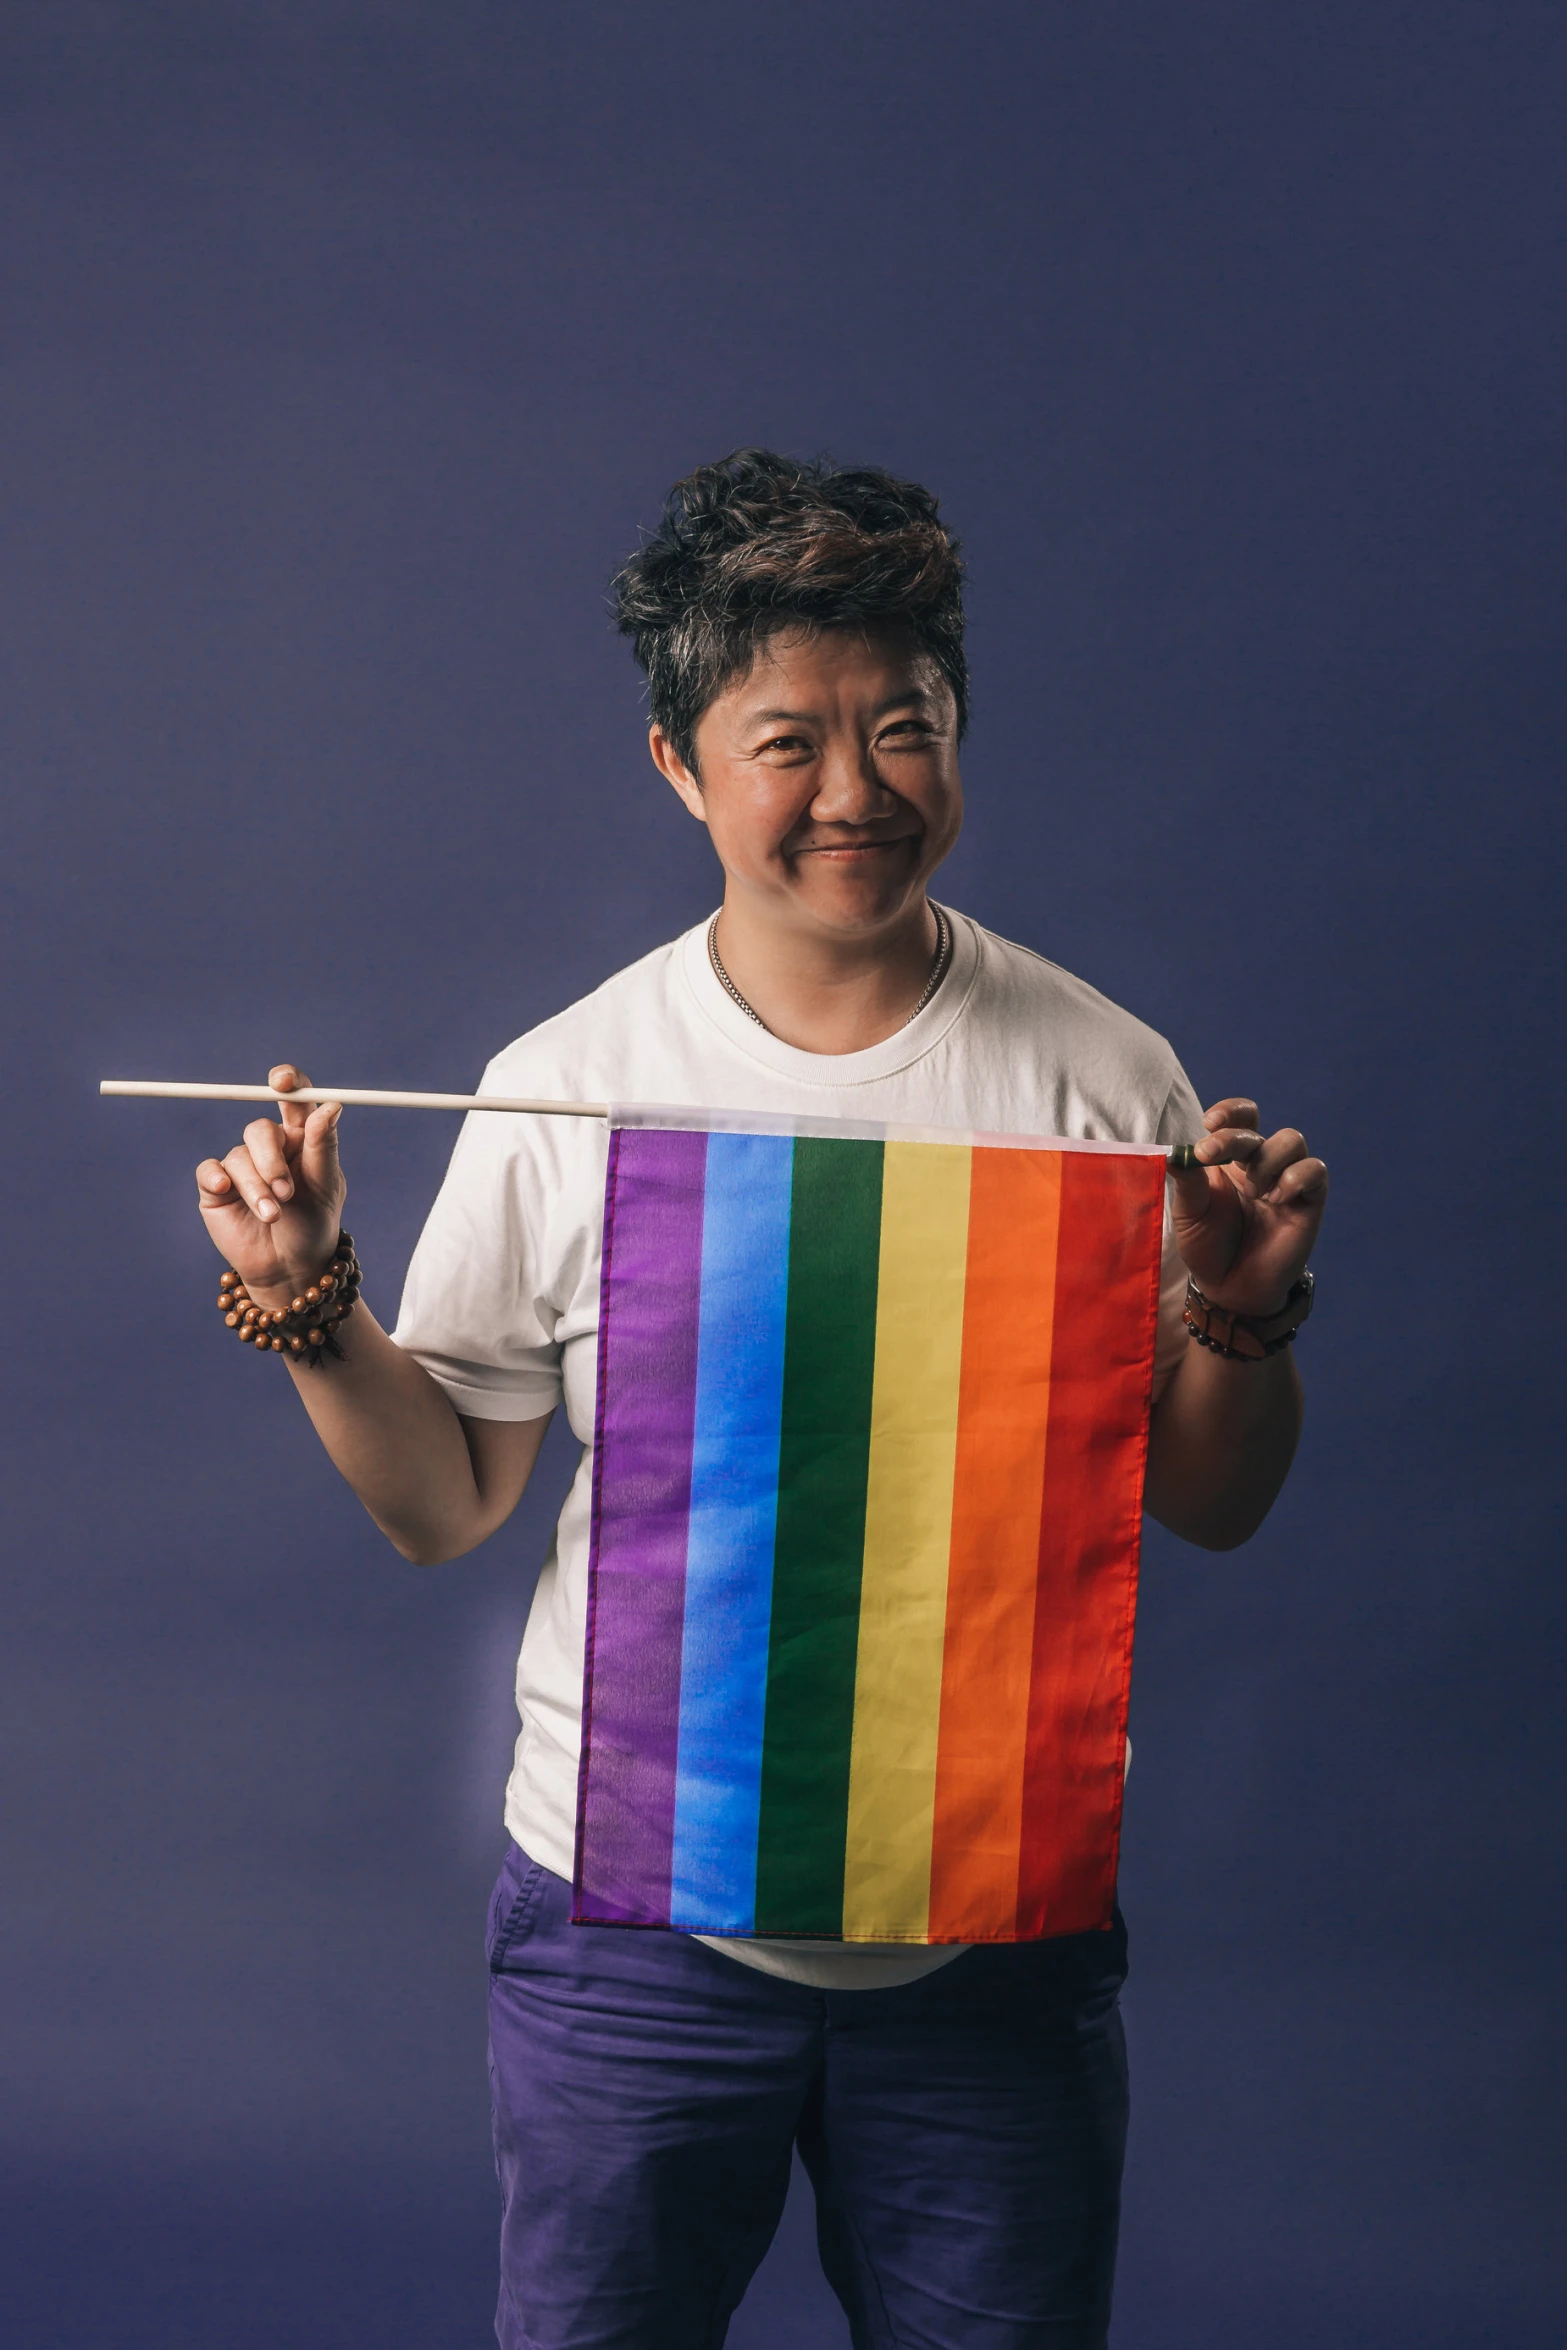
xmin=195 ymin=1064 xmax=347 ymax=1304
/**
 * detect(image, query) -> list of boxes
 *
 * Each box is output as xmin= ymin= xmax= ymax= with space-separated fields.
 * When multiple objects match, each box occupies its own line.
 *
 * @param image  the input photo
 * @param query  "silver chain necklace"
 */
xmin=707 ymin=903 xmax=952 ymax=1036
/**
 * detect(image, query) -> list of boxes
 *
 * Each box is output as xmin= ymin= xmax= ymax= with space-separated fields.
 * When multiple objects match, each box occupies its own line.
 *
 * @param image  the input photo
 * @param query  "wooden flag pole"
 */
xmin=101 ymin=1079 xmax=1203 ymax=1165
xmin=99 ymin=1079 xmax=611 ymax=1117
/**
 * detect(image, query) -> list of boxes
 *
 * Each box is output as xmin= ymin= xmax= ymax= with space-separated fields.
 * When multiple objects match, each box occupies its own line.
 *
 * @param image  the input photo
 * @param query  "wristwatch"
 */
xmin=1183 ymin=1271 xmax=1315 ymax=1362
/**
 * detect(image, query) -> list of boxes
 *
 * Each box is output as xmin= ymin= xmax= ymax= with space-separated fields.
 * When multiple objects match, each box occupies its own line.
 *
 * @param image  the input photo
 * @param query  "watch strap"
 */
xmin=1183 ymin=1270 xmax=1315 ymax=1362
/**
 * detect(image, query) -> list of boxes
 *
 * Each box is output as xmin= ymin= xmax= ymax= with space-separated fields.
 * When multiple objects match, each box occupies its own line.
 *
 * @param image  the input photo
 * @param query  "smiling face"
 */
xmin=650 ymin=625 xmax=965 ymax=943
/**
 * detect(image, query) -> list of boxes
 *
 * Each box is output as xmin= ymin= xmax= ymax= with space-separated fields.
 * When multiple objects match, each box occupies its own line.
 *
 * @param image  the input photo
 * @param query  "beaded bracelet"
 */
xmin=216 ymin=1233 xmax=362 ymax=1365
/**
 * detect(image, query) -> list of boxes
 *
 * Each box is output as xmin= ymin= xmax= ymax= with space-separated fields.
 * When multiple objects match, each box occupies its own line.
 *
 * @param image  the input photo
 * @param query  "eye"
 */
xmin=758 ymin=732 xmax=813 ymax=755
xmin=877 ymin=719 xmax=935 ymax=748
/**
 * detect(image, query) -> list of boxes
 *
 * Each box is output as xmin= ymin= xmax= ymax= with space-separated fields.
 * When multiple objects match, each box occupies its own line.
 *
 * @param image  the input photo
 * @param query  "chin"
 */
xmin=793 ymin=872 xmax=910 ymax=921
xmin=793 ymin=861 xmax=925 ymax=926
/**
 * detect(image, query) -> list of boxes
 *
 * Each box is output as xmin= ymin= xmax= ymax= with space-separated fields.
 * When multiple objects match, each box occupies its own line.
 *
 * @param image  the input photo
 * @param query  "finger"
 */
xmin=1191 ymin=1125 xmax=1267 ymax=1170
xmin=1167 ymin=1145 xmax=1253 ymax=1225
xmin=298 ymin=1100 xmax=343 ymax=1194
xmin=221 ymin=1144 xmax=284 ymax=1224
xmin=1263 ymin=1156 xmax=1329 ymax=1209
xmin=1202 ymin=1097 xmax=1259 ymax=1134
xmin=243 ymin=1116 xmax=296 ymax=1202
xmin=269 ymin=1064 xmax=315 ymax=1145
xmin=1167 ymin=1128 xmax=1267 ymax=1229
xmin=196 ymin=1157 xmax=236 ymax=1203
xmin=1243 ymin=1128 xmax=1307 ymax=1196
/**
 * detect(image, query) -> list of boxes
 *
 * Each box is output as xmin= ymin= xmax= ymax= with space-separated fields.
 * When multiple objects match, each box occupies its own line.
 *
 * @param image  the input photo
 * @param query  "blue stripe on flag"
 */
xmin=670 ymin=1130 xmax=793 ymax=1930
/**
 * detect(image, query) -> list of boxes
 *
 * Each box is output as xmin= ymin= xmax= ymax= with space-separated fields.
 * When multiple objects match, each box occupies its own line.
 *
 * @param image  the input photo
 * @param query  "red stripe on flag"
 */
xmin=1017 ymin=1151 xmax=1164 ymax=1938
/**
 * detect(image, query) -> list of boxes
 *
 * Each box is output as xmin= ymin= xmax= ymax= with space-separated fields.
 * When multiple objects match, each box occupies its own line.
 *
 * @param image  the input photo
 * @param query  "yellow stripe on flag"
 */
xmin=842 ymin=1141 xmax=972 ymax=1939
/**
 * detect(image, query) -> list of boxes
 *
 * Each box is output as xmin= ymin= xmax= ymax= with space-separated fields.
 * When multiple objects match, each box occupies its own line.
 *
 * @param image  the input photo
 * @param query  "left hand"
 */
xmin=1169 ymin=1097 xmax=1328 ymax=1317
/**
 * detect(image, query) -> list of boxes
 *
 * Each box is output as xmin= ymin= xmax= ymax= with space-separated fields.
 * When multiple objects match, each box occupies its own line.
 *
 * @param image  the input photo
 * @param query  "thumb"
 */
xmin=299 ymin=1100 xmax=344 ymax=1195
xmin=1167 ymin=1158 xmax=1223 ymax=1226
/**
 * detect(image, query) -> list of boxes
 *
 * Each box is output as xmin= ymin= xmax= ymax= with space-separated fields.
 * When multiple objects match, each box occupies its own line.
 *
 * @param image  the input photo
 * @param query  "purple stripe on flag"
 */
xmin=573 ymin=1124 xmax=708 ymax=1925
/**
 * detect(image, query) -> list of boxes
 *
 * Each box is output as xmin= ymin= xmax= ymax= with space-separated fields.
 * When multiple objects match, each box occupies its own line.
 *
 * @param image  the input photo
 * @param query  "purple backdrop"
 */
xmin=3 ymin=5 xmax=1563 ymax=2344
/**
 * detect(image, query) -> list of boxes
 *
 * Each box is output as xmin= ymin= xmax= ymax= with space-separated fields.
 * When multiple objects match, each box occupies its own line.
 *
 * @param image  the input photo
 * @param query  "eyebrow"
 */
xmin=745 ymin=689 xmax=936 ymax=726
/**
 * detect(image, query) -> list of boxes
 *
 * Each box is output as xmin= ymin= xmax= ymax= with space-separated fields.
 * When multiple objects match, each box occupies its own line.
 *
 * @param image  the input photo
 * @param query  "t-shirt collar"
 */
xmin=679 ymin=903 xmax=980 ymax=1088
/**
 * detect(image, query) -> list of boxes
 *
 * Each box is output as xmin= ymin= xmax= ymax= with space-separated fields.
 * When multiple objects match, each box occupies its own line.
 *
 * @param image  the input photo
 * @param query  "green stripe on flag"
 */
xmin=754 ymin=1135 xmax=884 ymax=1935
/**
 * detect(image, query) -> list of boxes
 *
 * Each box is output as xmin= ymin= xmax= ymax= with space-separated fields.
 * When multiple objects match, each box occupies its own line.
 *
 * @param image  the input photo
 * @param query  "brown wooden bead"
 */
xmin=291 ymin=1296 xmax=308 ymax=1315
xmin=318 ymin=1275 xmax=335 ymax=1294
xmin=220 ymin=1271 xmax=239 ymax=1290
xmin=225 ymin=1311 xmax=240 ymax=1328
xmin=308 ymin=1327 xmax=326 ymax=1345
xmin=304 ymin=1286 xmax=321 ymax=1305
xmin=270 ymin=1335 xmax=285 ymax=1351
xmin=238 ymin=1328 xmax=253 ymax=1343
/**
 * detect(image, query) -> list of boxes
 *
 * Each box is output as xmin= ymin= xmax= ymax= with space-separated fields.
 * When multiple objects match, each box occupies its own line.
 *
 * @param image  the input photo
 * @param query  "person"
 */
xmin=193 ymin=449 xmax=1327 ymax=2350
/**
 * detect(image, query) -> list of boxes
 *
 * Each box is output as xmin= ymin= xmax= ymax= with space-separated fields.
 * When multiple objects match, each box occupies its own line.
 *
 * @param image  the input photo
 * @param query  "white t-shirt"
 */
xmin=393 ymin=908 xmax=1203 ymax=1988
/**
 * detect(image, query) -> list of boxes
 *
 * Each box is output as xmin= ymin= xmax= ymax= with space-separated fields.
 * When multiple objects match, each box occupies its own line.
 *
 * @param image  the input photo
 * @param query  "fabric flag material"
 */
xmin=573 ymin=1112 xmax=1167 ymax=1945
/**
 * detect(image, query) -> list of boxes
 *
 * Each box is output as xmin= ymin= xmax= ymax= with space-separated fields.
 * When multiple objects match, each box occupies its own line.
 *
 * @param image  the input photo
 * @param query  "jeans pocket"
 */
xmin=487 ymin=1858 xmax=549 ymax=1972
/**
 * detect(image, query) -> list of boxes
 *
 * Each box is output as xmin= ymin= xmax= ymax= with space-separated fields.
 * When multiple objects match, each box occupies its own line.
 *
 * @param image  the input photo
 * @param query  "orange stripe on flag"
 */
xmin=1017 ymin=1151 xmax=1164 ymax=1939
xmin=928 ymin=1148 xmax=1062 ymax=1941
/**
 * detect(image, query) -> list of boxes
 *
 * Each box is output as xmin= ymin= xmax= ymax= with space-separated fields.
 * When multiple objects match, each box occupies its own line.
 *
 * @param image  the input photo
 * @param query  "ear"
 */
xmin=648 ymin=725 xmax=707 ymax=825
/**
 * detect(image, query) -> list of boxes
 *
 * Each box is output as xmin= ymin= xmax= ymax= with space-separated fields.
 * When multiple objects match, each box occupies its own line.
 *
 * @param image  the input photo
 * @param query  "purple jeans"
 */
xmin=486 ymin=1841 xmax=1129 ymax=2350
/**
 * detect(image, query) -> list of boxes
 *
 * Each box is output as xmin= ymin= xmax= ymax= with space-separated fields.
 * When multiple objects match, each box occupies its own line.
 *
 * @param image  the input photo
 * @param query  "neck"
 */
xmin=711 ymin=891 xmax=942 ymax=1054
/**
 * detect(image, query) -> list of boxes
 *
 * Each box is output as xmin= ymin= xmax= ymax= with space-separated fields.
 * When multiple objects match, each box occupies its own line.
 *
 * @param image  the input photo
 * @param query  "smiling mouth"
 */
xmin=793 ymin=835 xmax=917 ymax=860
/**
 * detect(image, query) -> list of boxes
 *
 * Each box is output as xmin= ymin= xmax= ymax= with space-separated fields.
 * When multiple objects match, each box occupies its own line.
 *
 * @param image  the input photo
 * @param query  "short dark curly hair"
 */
xmin=611 ymin=448 xmax=967 ymax=772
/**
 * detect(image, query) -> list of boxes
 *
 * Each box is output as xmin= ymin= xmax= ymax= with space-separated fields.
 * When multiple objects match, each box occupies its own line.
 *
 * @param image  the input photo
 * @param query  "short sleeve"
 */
xmin=1150 ymin=1061 xmax=1205 ymax=1404
xmin=390 ymin=1096 xmax=577 ymax=1422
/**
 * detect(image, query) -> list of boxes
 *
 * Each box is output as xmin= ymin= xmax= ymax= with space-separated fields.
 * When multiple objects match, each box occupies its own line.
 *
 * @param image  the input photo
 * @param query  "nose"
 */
xmin=808 ymin=740 xmax=897 ymax=825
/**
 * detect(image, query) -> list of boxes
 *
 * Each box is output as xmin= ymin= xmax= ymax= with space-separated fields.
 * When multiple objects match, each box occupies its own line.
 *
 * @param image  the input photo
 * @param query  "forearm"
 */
xmin=265 ymin=1298 xmax=537 ymax=1563
xmin=197 ymin=1075 xmax=550 ymax=1561
xmin=1143 ymin=1340 xmax=1303 ymax=1550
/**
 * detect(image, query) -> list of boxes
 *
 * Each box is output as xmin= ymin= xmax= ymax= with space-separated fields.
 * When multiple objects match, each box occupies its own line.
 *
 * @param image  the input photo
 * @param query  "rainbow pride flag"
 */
xmin=573 ymin=1113 xmax=1167 ymax=1945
